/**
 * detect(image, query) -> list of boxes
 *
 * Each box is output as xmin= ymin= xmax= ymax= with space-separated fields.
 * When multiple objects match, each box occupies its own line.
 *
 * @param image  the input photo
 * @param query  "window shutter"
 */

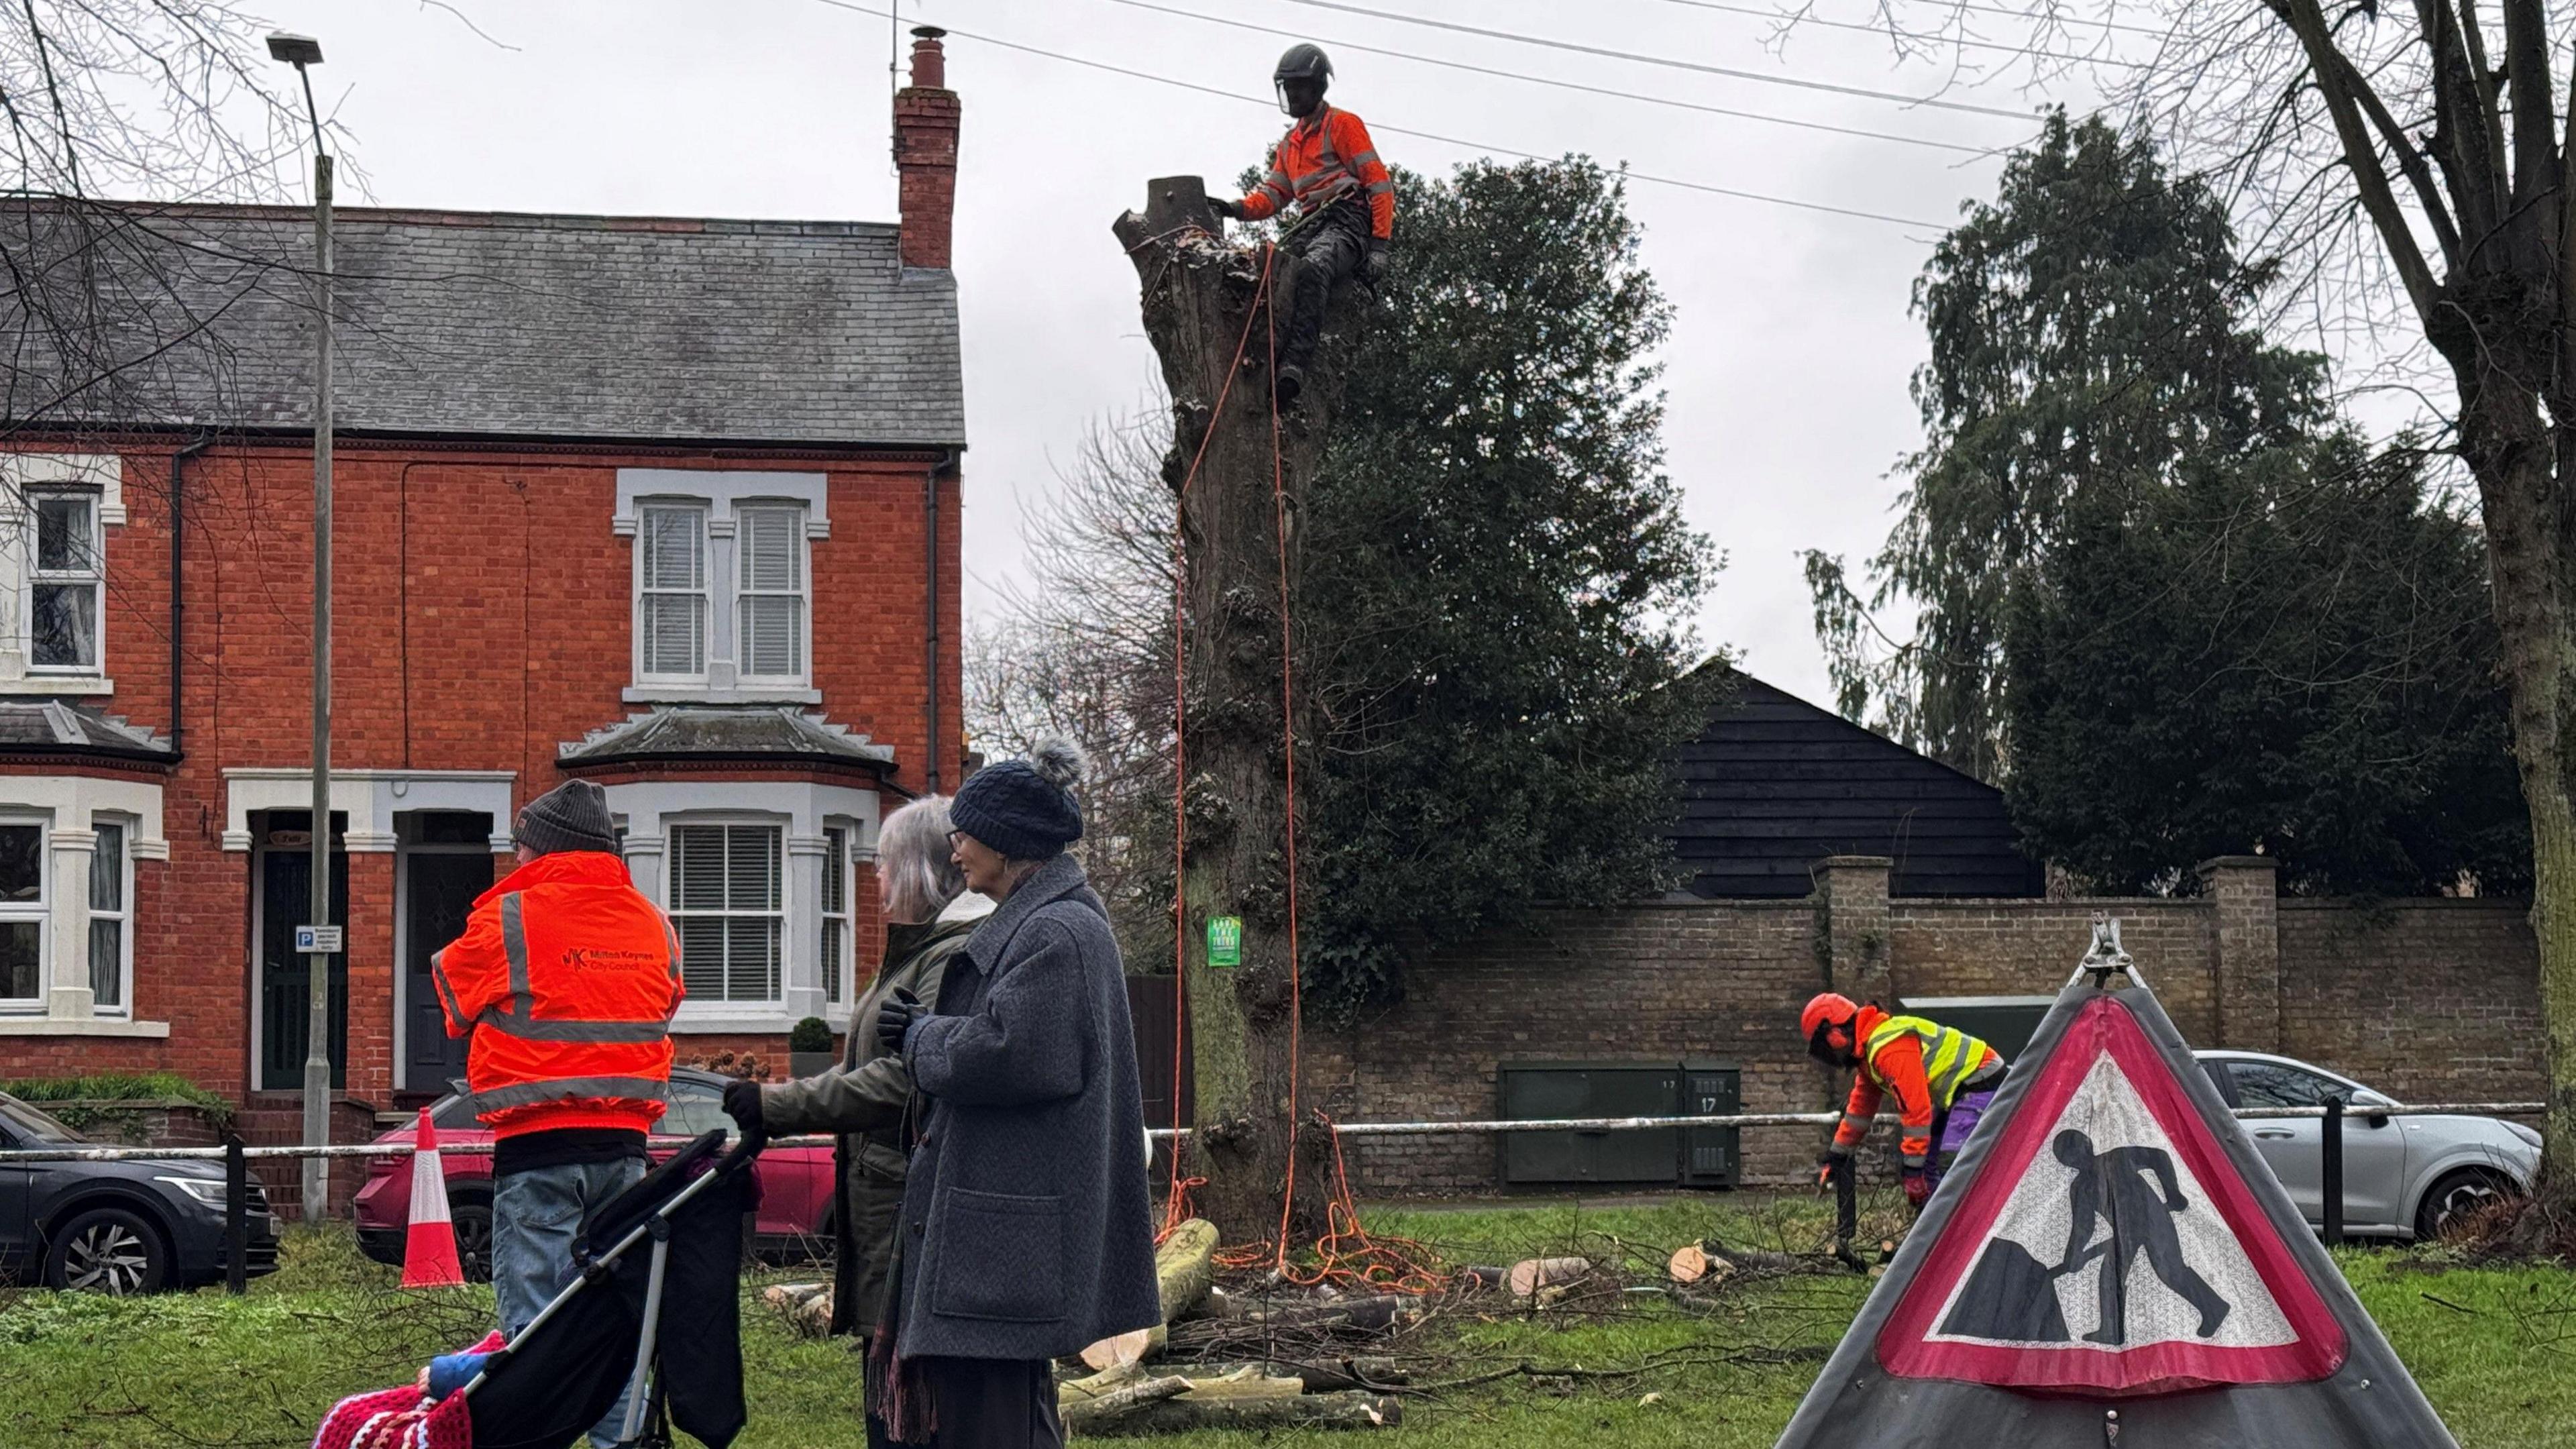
xmin=639 ymin=506 xmax=707 ymax=678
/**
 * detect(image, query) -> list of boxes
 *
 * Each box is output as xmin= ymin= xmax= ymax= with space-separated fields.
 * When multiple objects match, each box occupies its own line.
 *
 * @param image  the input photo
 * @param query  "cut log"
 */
xmin=1507 ymin=1256 xmax=1591 ymax=1299
xmin=1157 ymin=1218 xmax=1220 ymax=1321
xmin=1231 ymin=1294 xmax=1419 ymax=1334
xmin=1140 ymin=1358 xmax=1410 ymax=1393
xmin=1059 ymin=1375 xmax=1193 ymax=1432
xmin=1071 ymin=1390 xmax=1403 ymax=1436
xmin=1452 ymin=1265 xmax=1508 ymax=1291
xmin=1666 ymin=1242 xmax=1712 ymax=1285
xmin=1080 ymin=1327 xmax=1163 ymax=1374
xmin=1061 ymin=1360 xmax=1146 ymax=1403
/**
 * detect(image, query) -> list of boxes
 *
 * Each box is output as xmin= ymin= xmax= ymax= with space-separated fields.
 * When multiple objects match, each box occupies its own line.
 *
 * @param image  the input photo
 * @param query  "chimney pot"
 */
xmin=910 ymin=25 xmax=947 ymax=91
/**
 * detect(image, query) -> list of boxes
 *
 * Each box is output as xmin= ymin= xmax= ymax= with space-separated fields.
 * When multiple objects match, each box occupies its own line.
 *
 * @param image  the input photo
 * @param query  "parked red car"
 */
xmin=354 ymin=1067 xmax=835 ymax=1281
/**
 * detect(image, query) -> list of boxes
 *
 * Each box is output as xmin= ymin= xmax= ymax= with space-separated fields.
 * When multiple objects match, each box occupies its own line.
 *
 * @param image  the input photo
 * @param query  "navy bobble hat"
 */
xmin=950 ymin=737 xmax=1085 ymax=861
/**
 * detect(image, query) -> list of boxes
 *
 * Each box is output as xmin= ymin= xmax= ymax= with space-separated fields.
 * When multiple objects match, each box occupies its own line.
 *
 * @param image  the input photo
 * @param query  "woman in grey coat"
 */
xmin=867 ymin=739 xmax=1161 ymax=1449
xmin=722 ymin=796 xmax=989 ymax=1338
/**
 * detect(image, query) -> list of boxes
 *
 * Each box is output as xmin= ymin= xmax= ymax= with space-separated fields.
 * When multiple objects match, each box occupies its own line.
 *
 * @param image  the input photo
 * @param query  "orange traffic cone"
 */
xmin=400 ymin=1107 xmax=466 ymax=1289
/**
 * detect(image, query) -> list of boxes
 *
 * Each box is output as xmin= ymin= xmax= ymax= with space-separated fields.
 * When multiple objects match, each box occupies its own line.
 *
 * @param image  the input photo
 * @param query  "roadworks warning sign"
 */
xmin=1774 ymin=981 xmax=2459 ymax=1449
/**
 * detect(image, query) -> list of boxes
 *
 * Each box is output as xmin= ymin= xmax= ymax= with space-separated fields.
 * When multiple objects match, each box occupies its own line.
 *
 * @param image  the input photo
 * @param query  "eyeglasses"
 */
xmin=947 ymin=830 xmax=967 ymax=848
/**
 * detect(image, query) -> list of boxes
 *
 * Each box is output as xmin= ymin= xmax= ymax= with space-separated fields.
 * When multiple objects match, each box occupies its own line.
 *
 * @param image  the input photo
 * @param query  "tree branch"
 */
xmin=2498 ymin=0 xmax=2555 ymax=213
xmin=2270 ymin=0 xmax=2443 ymax=327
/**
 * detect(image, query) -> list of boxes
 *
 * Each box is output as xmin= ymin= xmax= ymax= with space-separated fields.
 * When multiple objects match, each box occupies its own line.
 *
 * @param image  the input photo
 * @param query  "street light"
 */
xmin=268 ymin=30 xmax=334 ymax=1226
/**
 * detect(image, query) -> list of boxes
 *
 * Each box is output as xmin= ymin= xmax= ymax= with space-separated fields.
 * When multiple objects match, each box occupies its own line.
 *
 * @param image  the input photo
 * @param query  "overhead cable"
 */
xmin=1099 ymin=0 xmax=2009 ymax=156
xmin=1644 ymin=0 xmax=2155 ymax=65
xmin=1281 ymin=0 xmax=2038 ymax=118
xmin=810 ymin=0 xmax=1953 ymax=227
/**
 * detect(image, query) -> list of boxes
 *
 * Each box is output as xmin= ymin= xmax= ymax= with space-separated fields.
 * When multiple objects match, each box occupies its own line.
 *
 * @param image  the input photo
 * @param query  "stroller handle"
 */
xmin=716 ymin=1122 xmax=767 ymax=1175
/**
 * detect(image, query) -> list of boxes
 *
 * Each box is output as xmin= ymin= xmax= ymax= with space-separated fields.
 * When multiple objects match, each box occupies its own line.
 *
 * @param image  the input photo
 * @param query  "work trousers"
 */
xmin=492 ymin=1155 xmax=649 ymax=1447
xmin=866 ymin=1356 xmax=1063 ymax=1449
xmin=1278 ymin=202 xmax=1372 ymax=382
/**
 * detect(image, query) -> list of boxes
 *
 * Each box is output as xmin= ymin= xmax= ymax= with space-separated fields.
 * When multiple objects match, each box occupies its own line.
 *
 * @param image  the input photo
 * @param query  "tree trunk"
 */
xmin=1115 ymin=181 xmax=1337 ymax=1241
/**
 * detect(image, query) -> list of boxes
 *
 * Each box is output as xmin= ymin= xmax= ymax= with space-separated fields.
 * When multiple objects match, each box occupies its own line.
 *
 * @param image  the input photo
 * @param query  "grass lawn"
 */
xmin=1 ymin=1196 xmax=2570 ymax=1448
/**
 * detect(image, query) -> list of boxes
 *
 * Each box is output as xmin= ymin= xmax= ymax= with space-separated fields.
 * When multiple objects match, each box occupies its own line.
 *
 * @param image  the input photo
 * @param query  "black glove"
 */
xmin=1210 ymin=197 xmax=1246 ymax=221
xmin=1360 ymin=241 xmax=1389 ymax=284
xmin=721 ymin=1079 xmax=763 ymax=1138
xmin=875 ymin=987 xmax=924 ymax=1057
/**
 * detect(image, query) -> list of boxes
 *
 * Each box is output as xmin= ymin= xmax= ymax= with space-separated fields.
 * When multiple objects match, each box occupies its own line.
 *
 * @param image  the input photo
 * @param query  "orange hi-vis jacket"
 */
xmin=433 ymin=850 xmax=681 ymax=1140
xmin=1238 ymin=104 xmax=1394 ymax=240
xmin=1828 ymin=1006 xmax=2002 ymax=1171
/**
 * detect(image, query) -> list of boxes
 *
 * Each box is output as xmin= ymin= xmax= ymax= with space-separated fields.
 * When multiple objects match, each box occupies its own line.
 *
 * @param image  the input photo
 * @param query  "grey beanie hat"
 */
xmin=517 ymin=780 xmax=618 ymax=856
xmin=949 ymin=738 xmax=1085 ymax=861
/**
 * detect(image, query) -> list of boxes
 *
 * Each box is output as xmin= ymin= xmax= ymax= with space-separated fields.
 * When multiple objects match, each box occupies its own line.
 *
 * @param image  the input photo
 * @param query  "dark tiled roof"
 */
xmin=0 ymin=699 xmax=174 ymax=762
xmin=0 ymin=201 xmax=964 ymax=447
xmin=560 ymin=706 xmax=896 ymax=771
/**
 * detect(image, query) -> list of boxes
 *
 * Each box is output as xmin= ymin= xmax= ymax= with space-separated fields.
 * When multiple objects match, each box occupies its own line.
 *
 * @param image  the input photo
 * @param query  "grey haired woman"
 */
xmin=721 ymin=795 xmax=991 ymax=1340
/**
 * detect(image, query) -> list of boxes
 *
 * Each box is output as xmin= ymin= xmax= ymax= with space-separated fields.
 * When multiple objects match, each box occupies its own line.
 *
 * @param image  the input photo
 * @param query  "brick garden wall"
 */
xmin=1324 ymin=857 xmax=2544 ymax=1195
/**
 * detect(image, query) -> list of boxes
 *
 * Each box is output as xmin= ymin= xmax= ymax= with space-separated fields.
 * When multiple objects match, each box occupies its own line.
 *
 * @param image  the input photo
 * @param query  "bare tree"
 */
xmin=1797 ymin=1 xmax=2576 ymax=1197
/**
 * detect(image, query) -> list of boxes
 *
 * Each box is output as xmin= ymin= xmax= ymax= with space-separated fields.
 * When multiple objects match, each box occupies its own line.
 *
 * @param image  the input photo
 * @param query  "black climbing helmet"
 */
xmin=1273 ymin=43 xmax=1332 ymax=112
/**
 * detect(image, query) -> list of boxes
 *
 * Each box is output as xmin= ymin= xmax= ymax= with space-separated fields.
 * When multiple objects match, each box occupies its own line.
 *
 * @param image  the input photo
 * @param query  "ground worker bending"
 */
xmin=435 ymin=780 xmax=680 ymax=1448
xmin=1210 ymin=43 xmax=1393 ymax=407
xmin=1803 ymin=993 xmax=2008 ymax=1212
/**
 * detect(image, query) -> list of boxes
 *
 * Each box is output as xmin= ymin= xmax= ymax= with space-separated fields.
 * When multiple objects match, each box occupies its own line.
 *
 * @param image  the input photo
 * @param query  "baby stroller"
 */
xmin=315 ymin=1128 xmax=763 ymax=1449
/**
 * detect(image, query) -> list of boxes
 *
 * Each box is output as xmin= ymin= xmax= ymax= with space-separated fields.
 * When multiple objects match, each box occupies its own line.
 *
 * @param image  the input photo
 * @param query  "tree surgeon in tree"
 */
xmin=1209 ymin=44 xmax=1393 ymax=409
xmin=2050 ymin=1129 xmax=2231 ymax=1346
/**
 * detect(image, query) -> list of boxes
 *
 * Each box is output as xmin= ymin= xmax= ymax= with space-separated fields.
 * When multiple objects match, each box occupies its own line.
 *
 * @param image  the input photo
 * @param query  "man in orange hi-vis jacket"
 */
xmin=1212 ymin=44 xmax=1393 ymax=408
xmin=1803 ymin=992 xmax=2008 ymax=1214
xmin=435 ymin=779 xmax=679 ymax=1447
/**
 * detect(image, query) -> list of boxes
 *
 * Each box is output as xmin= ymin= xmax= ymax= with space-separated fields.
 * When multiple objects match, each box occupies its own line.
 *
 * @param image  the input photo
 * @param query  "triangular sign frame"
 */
xmin=1774 ymin=979 xmax=2460 ymax=1449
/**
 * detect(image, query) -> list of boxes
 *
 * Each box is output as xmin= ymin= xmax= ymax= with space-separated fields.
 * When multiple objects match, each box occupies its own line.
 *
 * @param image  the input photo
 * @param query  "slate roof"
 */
xmin=0 ymin=699 xmax=174 ymax=763
xmin=0 ymin=201 xmax=965 ymax=447
xmin=560 ymin=706 xmax=896 ymax=773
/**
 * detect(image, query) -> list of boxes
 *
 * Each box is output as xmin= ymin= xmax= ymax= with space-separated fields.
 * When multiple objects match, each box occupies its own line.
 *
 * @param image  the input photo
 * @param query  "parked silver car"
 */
xmin=2195 ymin=1051 xmax=2538 ymax=1241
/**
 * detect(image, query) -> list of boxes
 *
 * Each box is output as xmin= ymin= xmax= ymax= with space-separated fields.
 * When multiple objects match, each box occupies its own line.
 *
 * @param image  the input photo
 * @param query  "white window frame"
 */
xmin=0 ymin=813 xmax=48 ymax=1011
xmin=25 ymin=488 xmax=103 ymax=677
xmin=820 ymin=822 xmax=851 ymax=1006
xmin=635 ymin=500 xmax=711 ymax=687
xmin=665 ymin=816 xmax=787 ymax=1010
xmin=734 ymin=502 xmax=811 ymax=688
xmin=613 ymin=470 xmax=828 ymax=704
xmin=87 ymin=813 xmax=131 ymax=1017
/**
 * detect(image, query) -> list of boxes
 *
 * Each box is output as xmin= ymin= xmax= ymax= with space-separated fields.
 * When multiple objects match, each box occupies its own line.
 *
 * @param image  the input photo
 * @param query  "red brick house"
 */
xmin=0 ymin=35 xmax=967 ymax=1159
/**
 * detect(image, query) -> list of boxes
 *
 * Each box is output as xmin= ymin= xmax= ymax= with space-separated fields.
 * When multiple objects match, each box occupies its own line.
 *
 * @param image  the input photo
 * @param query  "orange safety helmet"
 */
xmin=1802 ymin=991 xmax=1862 ymax=1065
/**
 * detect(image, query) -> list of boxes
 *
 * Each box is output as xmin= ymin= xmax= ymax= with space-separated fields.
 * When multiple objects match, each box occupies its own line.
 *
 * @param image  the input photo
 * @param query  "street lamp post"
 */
xmin=268 ymin=31 xmax=333 ymax=1223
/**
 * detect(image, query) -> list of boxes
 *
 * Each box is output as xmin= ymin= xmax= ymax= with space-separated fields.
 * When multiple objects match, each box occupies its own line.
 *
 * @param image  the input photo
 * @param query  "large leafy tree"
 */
xmin=1809 ymin=113 xmax=2524 ymax=894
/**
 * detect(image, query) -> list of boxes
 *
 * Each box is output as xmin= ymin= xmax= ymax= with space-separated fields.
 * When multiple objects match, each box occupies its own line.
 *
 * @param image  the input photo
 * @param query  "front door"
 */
xmin=258 ymin=817 xmax=350 ymax=1092
xmin=404 ymin=851 xmax=492 ymax=1093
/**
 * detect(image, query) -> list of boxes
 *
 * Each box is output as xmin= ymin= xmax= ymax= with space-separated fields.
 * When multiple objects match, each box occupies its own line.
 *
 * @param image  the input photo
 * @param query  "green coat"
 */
xmin=759 ymin=903 xmax=983 ymax=1334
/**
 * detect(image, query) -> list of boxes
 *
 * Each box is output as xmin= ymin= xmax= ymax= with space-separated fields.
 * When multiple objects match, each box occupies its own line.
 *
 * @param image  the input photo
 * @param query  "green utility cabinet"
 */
xmin=1495 ymin=1060 xmax=1741 ymax=1189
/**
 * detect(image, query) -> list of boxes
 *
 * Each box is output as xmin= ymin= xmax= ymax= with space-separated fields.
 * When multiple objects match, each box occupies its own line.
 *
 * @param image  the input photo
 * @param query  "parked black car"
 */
xmin=0 ymin=1090 xmax=279 ymax=1293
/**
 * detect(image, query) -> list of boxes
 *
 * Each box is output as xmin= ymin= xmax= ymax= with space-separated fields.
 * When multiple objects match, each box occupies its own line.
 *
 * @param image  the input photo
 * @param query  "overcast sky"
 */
xmin=257 ymin=0 xmax=2126 ymax=714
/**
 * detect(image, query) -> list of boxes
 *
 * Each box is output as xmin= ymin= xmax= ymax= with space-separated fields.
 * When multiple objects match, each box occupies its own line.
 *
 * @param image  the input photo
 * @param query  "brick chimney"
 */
xmin=894 ymin=26 xmax=959 ymax=270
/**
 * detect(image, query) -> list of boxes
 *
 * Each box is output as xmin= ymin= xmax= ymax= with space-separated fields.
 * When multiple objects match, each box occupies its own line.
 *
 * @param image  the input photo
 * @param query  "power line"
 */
xmin=1642 ymin=0 xmax=2153 ymax=68
xmin=1281 ymin=0 xmax=2037 ymax=119
xmin=1098 ymin=0 xmax=2010 ymax=156
xmin=812 ymin=0 xmax=1952 ymax=227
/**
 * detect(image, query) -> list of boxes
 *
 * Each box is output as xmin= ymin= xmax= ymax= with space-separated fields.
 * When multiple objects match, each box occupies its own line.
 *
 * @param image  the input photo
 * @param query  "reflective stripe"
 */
xmin=1839 ymin=1111 xmax=1872 ymax=1132
xmin=1364 ymin=180 xmax=1393 ymax=195
xmin=471 ymin=1076 xmax=670 ymax=1113
xmin=1265 ymin=168 xmax=1293 ymax=190
xmin=1866 ymin=1016 xmax=1994 ymax=1110
xmin=1900 ymin=1151 xmax=1929 ymax=1170
xmin=1346 ymin=149 xmax=1379 ymax=167
xmin=472 ymin=1010 xmax=671 ymax=1044
xmin=500 ymin=892 xmax=531 ymax=1004
xmin=429 ymin=951 xmax=467 ymax=1032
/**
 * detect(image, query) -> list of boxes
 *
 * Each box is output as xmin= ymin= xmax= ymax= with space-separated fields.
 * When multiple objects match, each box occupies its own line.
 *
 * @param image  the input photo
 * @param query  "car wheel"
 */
xmin=451 ymin=1197 xmax=494 ymax=1285
xmin=2415 ymin=1169 xmax=2520 ymax=1242
xmin=44 ymin=1205 xmax=170 ymax=1295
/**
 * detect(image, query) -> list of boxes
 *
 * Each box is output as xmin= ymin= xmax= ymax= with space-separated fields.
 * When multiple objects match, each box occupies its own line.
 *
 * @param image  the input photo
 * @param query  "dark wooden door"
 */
xmin=405 ymin=853 xmax=491 ymax=1092
xmin=258 ymin=835 xmax=349 ymax=1092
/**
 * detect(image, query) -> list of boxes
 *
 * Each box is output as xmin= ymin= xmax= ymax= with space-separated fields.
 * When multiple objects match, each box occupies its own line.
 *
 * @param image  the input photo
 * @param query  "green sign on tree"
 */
xmin=1206 ymin=916 xmax=1242 ymax=969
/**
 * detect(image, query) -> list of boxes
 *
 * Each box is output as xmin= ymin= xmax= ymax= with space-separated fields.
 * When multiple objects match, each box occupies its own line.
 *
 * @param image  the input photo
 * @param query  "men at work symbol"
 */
xmin=1937 ymin=1129 xmax=2232 ymax=1345
xmin=2051 ymin=1129 xmax=2231 ymax=1345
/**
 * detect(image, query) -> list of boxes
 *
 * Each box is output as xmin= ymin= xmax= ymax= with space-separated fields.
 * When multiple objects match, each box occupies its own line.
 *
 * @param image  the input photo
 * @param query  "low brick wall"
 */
xmin=1316 ymin=859 xmax=2544 ymax=1195
xmin=28 ymin=1097 xmax=226 ymax=1148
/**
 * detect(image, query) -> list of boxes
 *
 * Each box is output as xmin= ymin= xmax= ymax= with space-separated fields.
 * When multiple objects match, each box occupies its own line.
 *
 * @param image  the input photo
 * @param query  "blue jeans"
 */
xmin=493 ymin=1157 xmax=648 ymax=1448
